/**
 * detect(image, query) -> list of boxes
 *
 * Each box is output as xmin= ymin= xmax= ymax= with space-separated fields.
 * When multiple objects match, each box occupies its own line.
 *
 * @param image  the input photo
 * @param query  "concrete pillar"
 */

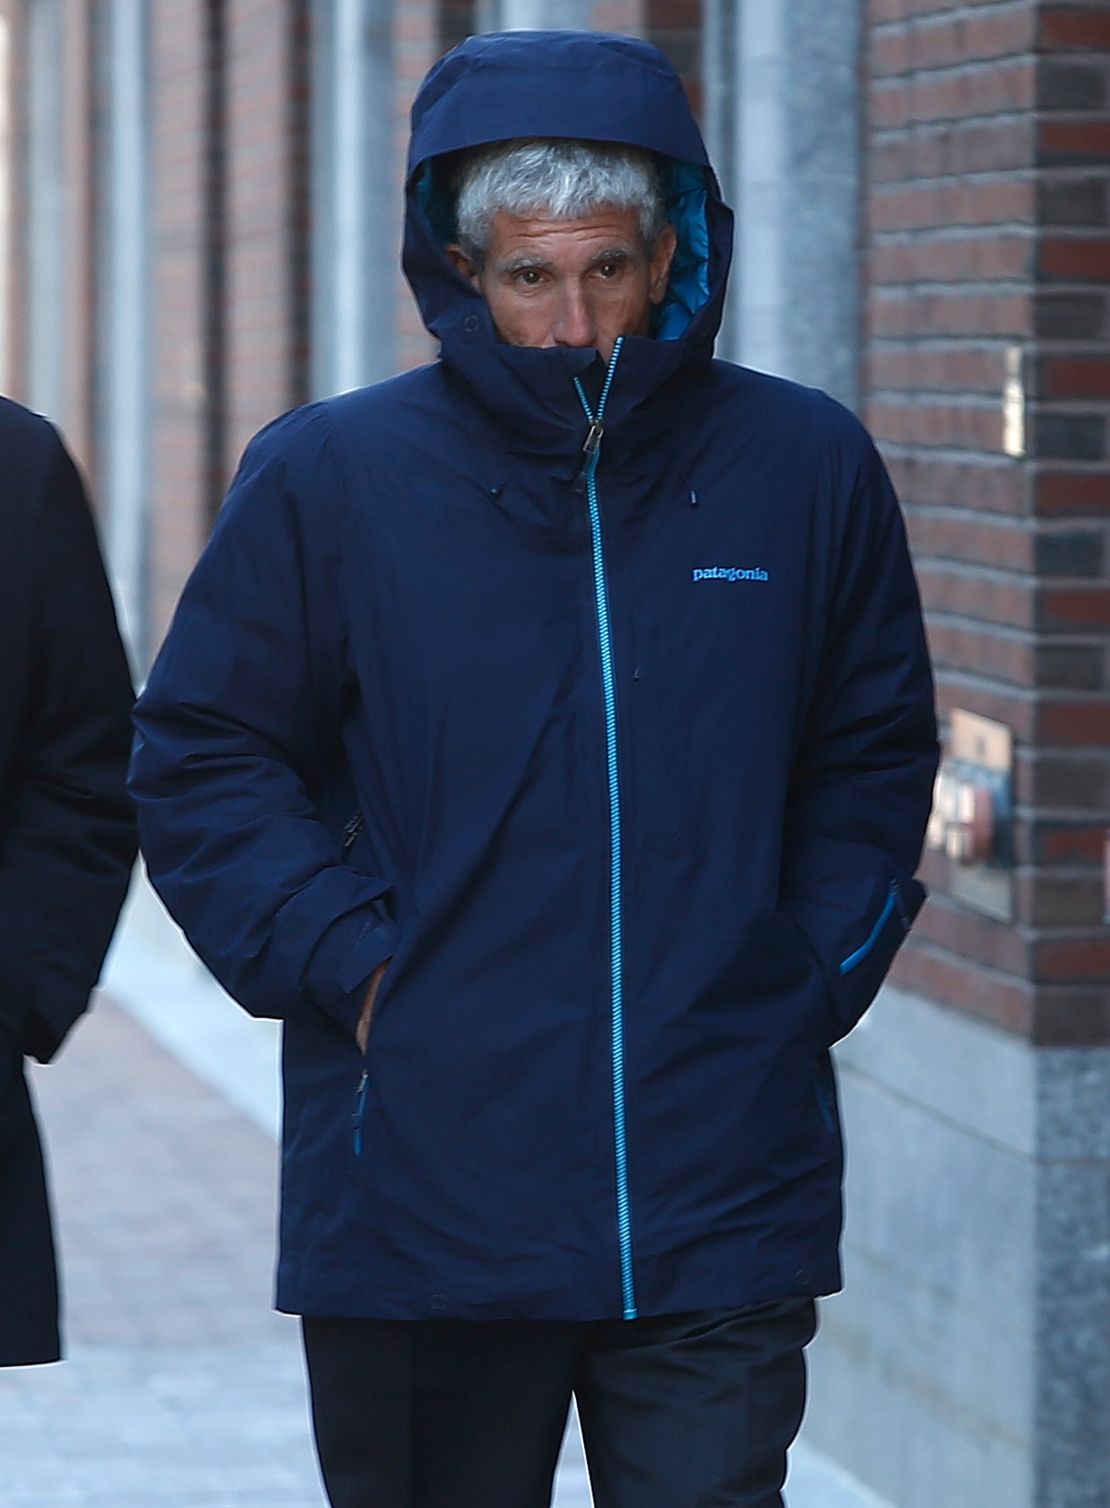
xmin=310 ymin=0 xmax=398 ymax=395
xmin=707 ymin=0 xmax=861 ymax=410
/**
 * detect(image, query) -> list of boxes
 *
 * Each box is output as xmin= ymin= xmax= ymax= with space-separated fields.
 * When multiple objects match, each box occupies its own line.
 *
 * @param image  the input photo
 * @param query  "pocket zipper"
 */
xmin=341 ymin=812 xmax=362 ymax=854
xmin=352 ymin=1069 xmax=369 ymax=1157
xmin=838 ymin=881 xmax=903 ymax=975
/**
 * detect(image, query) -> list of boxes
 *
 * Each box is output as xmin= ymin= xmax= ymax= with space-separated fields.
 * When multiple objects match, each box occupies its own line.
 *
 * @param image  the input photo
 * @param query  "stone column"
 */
xmin=804 ymin=5 xmax=1110 ymax=1505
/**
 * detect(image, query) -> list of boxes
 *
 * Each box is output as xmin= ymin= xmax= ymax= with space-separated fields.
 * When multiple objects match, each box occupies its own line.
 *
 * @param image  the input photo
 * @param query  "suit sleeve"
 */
xmin=129 ymin=408 xmax=396 ymax=1037
xmin=780 ymin=417 xmax=938 ymax=1042
xmin=0 ymin=429 xmax=137 ymax=1062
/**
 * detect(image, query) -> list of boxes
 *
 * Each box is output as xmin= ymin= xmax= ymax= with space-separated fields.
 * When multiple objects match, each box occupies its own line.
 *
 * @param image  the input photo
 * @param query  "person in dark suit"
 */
xmin=0 ymin=397 xmax=136 ymax=1366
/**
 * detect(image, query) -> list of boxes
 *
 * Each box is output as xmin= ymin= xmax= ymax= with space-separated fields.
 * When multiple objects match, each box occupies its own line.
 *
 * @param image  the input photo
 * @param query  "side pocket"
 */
xmin=838 ymin=880 xmax=902 ymax=977
xmin=829 ymin=876 xmax=924 ymax=1041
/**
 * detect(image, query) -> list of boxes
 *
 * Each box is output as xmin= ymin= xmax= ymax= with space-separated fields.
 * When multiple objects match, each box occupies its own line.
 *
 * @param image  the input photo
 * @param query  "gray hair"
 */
xmin=453 ymin=139 xmax=667 ymax=266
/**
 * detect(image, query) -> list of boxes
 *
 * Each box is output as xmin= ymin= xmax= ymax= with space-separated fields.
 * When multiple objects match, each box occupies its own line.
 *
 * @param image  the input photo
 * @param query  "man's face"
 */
xmin=447 ymin=207 xmax=678 ymax=363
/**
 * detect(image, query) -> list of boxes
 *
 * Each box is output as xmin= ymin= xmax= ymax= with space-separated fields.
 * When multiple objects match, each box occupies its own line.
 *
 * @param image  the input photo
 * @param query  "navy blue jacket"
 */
xmin=131 ymin=32 xmax=937 ymax=1321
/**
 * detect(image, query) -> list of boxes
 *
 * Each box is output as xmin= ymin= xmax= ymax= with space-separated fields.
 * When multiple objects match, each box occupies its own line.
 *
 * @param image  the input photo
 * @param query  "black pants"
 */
xmin=302 ymin=1299 xmax=816 ymax=1508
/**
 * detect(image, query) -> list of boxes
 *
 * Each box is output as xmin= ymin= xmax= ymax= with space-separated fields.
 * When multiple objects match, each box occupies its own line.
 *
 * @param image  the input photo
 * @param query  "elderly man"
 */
xmin=131 ymin=30 xmax=937 ymax=1508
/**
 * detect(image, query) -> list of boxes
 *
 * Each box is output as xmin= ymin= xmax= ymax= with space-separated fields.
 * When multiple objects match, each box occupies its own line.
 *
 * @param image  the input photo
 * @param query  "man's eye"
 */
xmin=514 ymin=269 xmax=543 ymax=286
xmin=597 ymin=261 xmax=623 ymax=279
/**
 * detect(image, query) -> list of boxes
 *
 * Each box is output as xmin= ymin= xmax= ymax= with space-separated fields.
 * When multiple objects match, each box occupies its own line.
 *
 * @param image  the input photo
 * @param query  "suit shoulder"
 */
xmin=0 ymin=399 xmax=86 ymax=532
xmin=0 ymin=395 xmax=56 ymax=451
xmin=0 ymin=398 xmax=65 ymax=487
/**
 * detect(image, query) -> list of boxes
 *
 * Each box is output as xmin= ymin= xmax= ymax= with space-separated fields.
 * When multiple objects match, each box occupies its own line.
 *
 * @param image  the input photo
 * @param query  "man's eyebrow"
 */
xmin=494 ymin=246 xmax=639 ymax=275
xmin=585 ymin=246 xmax=636 ymax=266
xmin=496 ymin=252 xmax=556 ymax=274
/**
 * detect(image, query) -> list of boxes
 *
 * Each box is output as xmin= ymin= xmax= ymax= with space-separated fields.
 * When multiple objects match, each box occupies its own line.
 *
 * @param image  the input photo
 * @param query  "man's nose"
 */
xmin=552 ymin=286 xmax=597 ymax=348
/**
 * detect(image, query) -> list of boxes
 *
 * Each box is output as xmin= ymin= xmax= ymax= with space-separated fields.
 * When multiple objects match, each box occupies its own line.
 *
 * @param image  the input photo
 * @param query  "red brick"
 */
xmin=1034 ymin=821 xmax=1107 ymax=864
xmin=871 ymin=58 xmax=1037 ymax=127
xmin=900 ymin=7 xmax=1038 ymax=74
xmin=925 ymin=617 xmax=1035 ymax=683
xmin=871 ymin=116 xmax=1033 ymax=182
xmin=1018 ymin=870 xmax=1107 ymax=926
xmin=1034 ymin=470 xmax=1110 ymax=514
xmin=869 ymin=288 xmax=1033 ymax=338
xmin=872 ymin=397 xmax=1008 ymax=451
xmin=645 ymin=0 xmax=697 ymax=28
xmin=1029 ymin=989 xmax=1110 ymax=1046
xmin=935 ymin=672 xmax=1038 ymax=737
xmin=1039 ymin=698 xmax=1110 ymax=742
xmin=885 ymin=452 xmax=1032 ymax=513
xmin=1039 ymin=236 xmax=1110 ymax=281
xmin=869 ymin=176 xmax=1036 ymax=231
xmin=871 ymin=229 xmax=1034 ymax=283
xmin=1040 ymin=119 xmax=1110 ymax=163
xmin=907 ymin=507 xmax=1035 ymax=567
xmin=917 ymin=563 xmax=1036 ymax=626
xmin=1041 ymin=356 xmax=1110 ymax=398
xmin=870 ymin=342 xmax=1011 ymax=394
xmin=890 ymin=943 xmax=1034 ymax=1035
xmin=1017 ymin=749 xmax=1110 ymax=808
xmin=1039 ymin=7 xmax=1110 ymax=52
xmin=914 ymin=894 xmax=1030 ymax=974
xmin=1034 ymin=935 xmax=1110 ymax=981
xmin=1039 ymin=584 xmax=1110 ymax=629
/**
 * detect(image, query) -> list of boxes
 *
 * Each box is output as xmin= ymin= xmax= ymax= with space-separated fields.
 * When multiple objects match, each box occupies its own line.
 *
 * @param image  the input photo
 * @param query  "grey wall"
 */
xmin=703 ymin=0 xmax=861 ymax=411
xmin=805 ymin=988 xmax=1110 ymax=1508
xmin=476 ymin=0 xmax=592 ymax=30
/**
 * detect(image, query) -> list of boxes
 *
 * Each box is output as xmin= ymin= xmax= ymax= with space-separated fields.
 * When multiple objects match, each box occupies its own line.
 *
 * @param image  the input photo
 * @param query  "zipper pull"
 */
xmin=341 ymin=812 xmax=362 ymax=853
xmin=572 ymin=420 xmax=604 ymax=493
xmin=352 ymin=1069 xmax=369 ymax=1156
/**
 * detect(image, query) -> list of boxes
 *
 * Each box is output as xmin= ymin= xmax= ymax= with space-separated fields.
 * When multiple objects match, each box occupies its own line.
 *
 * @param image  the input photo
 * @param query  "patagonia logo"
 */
xmin=692 ymin=566 xmax=770 ymax=583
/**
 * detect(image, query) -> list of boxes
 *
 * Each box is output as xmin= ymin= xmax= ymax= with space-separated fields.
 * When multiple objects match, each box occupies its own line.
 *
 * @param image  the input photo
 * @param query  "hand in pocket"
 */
xmin=356 ymin=958 xmax=391 ymax=1054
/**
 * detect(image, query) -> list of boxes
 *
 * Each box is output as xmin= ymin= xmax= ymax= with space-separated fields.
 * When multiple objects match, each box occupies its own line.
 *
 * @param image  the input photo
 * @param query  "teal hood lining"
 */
xmin=415 ymin=153 xmax=713 ymax=343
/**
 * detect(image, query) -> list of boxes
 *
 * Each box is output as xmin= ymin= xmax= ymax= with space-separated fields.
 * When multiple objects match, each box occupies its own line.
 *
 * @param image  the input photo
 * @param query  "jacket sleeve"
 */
xmin=129 ymin=408 xmax=396 ymax=1037
xmin=780 ymin=414 xmax=938 ymax=1042
xmin=0 ymin=428 xmax=137 ymax=1062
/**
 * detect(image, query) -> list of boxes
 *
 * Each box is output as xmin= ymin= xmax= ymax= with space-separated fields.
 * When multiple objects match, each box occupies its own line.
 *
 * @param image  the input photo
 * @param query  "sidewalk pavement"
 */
xmin=0 ymin=876 xmax=887 ymax=1508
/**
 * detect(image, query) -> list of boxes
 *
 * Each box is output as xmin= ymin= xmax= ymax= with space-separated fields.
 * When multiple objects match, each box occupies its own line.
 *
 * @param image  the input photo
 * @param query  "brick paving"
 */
xmin=0 ymin=999 xmax=327 ymax=1506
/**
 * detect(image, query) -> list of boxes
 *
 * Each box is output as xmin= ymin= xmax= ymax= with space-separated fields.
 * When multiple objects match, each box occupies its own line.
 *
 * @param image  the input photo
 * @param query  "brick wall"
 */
xmin=222 ymin=0 xmax=310 ymax=472
xmin=60 ymin=0 xmax=96 ymax=474
xmin=392 ymin=0 xmax=454 ymax=373
xmin=148 ymin=0 xmax=223 ymax=644
xmin=644 ymin=0 xmax=702 ymax=117
xmin=865 ymin=0 xmax=1110 ymax=1045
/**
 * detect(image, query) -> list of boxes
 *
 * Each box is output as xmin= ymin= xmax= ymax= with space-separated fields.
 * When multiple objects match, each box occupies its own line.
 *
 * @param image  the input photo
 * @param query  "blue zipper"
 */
xmin=574 ymin=338 xmax=637 ymax=1321
xmin=839 ymin=882 xmax=901 ymax=975
xmin=352 ymin=1069 xmax=369 ymax=1157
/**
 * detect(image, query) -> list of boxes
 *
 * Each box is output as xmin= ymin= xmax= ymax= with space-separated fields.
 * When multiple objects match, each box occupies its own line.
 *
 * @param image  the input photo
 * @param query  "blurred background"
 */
xmin=0 ymin=2 xmax=1108 ymax=1505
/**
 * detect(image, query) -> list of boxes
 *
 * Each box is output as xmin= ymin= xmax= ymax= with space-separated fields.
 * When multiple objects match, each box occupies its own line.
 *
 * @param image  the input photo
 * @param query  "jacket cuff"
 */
xmin=304 ymin=909 xmax=398 ymax=1038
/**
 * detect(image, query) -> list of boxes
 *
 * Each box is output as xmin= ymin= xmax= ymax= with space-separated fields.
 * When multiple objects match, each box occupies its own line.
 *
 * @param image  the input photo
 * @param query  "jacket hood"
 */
xmin=402 ymin=30 xmax=733 ymax=390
